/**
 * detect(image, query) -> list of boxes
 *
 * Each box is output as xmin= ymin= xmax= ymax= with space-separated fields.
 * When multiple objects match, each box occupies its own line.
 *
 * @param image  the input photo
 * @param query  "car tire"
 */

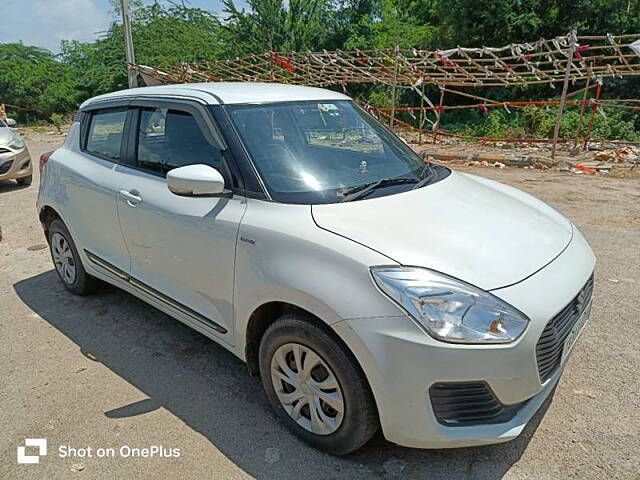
xmin=17 ymin=175 xmax=32 ymax=186
xmin=259 ymin=314 xmax=379 ymax=455
xmin=48 ymin=219 xmax=98 ymax=295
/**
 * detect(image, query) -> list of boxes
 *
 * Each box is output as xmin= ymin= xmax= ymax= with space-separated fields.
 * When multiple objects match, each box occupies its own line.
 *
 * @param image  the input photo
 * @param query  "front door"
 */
xmin=116 ymin=105 xmax=246 ymax=342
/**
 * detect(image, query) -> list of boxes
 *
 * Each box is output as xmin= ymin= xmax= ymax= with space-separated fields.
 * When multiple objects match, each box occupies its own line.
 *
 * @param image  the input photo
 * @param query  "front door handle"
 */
xmin=119 ymin=189 xmax=143 ymax=206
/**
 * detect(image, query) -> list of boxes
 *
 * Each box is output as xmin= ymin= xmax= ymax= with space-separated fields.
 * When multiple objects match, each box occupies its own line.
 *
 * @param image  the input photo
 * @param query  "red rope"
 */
xmin=574 ymin=45 xmax=590 ymax=60
xmin=369 ymin=105 xmax=637 ymax=145
xmin=371 ymin=98 xmax=608 ymax=112
xmin=436 ymin=52 xmax=456 ymax=67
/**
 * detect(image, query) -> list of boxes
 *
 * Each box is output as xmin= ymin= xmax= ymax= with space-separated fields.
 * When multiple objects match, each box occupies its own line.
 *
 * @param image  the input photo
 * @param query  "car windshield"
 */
xmin=226 ymin=101 xmax=448 ymax=204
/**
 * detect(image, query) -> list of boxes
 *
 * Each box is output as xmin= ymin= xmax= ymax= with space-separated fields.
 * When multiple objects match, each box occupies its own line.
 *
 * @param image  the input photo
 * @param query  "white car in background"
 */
xmin=37 ymin=83 xmax=595 ymax=454
xmin=0 ymin=118 xmax=32 ymax=185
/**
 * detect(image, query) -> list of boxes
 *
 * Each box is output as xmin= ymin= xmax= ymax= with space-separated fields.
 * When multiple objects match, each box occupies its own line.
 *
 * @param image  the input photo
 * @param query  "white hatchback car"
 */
xmin=37 ymin=83 xmax=595 ymax=454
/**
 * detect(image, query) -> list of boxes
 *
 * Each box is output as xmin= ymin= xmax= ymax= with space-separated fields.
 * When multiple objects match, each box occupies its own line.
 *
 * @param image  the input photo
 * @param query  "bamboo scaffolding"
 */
xmin=132 ymin=32 xmax=640 ymax=89
xmin=129 ymin=32 xmax=640 ymax=147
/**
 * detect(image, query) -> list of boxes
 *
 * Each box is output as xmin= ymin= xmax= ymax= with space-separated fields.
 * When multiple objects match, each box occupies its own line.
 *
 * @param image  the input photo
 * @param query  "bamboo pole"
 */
xmin=583 ymin=78 xmax=604 ymax=150
xmin=433 ymin=87 xmax=445 ymax=143
xmin=418 ymin=85 xmax=425 ymax=145
xmin=551 ymin=30 xmax=577 ymax=159
xmin=575 ymin=70 xmax=592 ymax=148
xmin=390 ymin=45 xmax=399 ymax=127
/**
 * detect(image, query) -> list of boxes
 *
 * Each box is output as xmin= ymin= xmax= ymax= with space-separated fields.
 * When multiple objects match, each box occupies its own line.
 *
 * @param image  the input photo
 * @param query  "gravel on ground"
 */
xmin=1 ymin=129 xmax=638 ymax=479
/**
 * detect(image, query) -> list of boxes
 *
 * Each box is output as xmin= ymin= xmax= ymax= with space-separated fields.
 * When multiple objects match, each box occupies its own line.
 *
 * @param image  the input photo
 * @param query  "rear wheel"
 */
xmin=48 ymin=219 xmax=98 ymax=295
xmin=16 ymin=175 xmax=32 ymax=186
xmin=259 ymin=314 xmax=379 ymax=455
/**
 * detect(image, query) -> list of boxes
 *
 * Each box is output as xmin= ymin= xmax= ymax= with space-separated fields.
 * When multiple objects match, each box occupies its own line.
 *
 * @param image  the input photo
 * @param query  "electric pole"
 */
xmin=121 ymin=0 xmax=138 ymax=88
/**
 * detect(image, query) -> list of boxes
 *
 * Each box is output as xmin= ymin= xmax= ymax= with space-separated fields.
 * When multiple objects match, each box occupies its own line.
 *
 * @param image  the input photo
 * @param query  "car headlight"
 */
xmin=8 ymin=135 xmax=25 ymax=150
xmin=371 ymin=266 xmax=529 ymax=344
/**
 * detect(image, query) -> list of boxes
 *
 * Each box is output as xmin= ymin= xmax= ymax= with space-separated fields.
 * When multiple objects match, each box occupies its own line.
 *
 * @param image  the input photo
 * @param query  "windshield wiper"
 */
xmin=339 ymin=177 xmax=418 ymax=202
xmin=411 ymin=163 xmax=437 ymax=190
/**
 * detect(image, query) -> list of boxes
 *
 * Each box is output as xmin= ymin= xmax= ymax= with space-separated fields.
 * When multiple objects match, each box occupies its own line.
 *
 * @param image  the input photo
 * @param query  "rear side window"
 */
xmin=135 ymin=108 xmax=222 ymax=176
xmin=85 ymin=109 xmax=127 ymax=161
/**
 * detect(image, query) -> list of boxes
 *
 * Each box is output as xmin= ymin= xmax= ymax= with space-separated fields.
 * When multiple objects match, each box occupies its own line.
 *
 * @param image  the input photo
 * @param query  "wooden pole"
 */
xmin=578 ymin=75 xmax=591 ymax=123
xmin=433 ymin=87 xmax=445 ymax=143
xmin=574 ymin=72 xmax=592 ymax=148
xmin=583 ymin=77 xmax=603 ymax=150
xmin=389 ymin=45 xmax=399 ymax=127
xmin=418 ymin=85 xmax=425 ymax=145
xmin=551 ymin=30 xmax=577 ymax=159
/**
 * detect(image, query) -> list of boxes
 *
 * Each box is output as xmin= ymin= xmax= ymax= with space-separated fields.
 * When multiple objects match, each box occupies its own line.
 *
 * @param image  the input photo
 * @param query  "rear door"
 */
xmin=69 ymin=107 xmax=131 ymax=276
xmin=115 ymin=99 xmax=246 ymax=343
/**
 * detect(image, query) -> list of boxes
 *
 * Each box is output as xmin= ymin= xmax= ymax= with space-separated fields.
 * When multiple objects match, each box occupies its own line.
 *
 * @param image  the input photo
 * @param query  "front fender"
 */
xmin=233 ymin=199 xmax=403 ymax=356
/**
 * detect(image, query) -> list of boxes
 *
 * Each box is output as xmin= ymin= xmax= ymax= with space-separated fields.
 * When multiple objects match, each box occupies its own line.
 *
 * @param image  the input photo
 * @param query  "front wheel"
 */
xmin=16 ymin=175 xmax=32 ymax=186
xmin=259 ymin=315 xmax=379 ymax=455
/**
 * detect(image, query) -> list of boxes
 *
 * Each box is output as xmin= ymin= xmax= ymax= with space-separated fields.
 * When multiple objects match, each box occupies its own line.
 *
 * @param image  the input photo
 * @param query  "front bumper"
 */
xmin=0 ymin=146 xmax=32 ymax=181
xmin=333 ymin=227 xmax=595 ymax=449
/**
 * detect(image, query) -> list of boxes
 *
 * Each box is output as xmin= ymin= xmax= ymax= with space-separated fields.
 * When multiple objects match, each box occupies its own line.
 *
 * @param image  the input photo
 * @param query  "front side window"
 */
xmin=135 ymin=108 xmax=222 ymax=176
xmin=85 ymin=109 xmax=127 ymax=161
xmin=227 ymin=101 xmax=446 ymax=204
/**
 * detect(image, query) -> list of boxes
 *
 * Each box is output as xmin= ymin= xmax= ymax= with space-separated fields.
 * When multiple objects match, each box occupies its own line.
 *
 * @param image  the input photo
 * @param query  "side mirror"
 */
xmin=167 ymin=164 xmax=227 ymax=197
xmin=6 ymin=118 xmax=17 ymax=127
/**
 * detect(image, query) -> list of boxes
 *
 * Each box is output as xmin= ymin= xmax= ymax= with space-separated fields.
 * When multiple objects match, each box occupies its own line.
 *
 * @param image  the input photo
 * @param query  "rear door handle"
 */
xmin=119 ymin=189 xmax=143 ymax=206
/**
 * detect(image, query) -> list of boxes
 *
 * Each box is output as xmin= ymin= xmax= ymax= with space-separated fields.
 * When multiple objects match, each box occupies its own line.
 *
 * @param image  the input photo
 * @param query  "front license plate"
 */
xmin=561 ymin=302 xmax=592 ymax=365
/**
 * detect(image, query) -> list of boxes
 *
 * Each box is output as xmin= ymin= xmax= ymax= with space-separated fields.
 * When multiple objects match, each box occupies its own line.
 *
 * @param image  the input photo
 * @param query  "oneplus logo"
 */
xmin=17 ymin=439 xmax=47 ymax=464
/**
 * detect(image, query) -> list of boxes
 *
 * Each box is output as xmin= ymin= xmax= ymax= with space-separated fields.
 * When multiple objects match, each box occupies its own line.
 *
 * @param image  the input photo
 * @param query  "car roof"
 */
xmin=80 ymin=82 xmax=351 ymax=109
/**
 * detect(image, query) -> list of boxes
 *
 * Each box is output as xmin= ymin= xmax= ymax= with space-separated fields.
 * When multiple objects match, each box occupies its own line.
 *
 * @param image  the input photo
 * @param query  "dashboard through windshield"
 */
xmin=226 ymin=100 xmax=448 ymax=204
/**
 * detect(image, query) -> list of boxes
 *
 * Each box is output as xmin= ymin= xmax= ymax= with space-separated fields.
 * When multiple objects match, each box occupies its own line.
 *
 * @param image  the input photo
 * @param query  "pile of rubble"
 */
xmin=554 ymin=145 xmax=640 ymax=175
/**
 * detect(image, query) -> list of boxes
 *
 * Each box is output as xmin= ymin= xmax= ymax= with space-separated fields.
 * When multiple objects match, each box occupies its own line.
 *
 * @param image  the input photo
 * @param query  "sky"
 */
xmin=0 ymin=0 xmax=238 ymax=53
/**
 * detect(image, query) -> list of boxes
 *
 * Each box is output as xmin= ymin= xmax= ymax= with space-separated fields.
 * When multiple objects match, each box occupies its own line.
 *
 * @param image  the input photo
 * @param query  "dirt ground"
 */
xmin=1 ymin=129 xmax=639 ymax=479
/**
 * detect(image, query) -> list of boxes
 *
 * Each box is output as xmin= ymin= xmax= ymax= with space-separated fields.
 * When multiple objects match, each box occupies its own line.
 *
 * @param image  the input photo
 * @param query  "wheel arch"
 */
xmin=38 ymin=204 xmax=63 ymax=241
xmin=245 ymin=301 xmax=312 ymax=375
xmin=244 ymin=301 xmax=365 ymax=384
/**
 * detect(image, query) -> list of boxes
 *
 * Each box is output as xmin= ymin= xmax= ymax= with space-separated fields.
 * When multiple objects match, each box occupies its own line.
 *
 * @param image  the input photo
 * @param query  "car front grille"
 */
xmin=0 ymin=160 xmax=13 ymax=174
xmin=536 ymin=274 xmax=594 ymax=383
xmin=429 ymin=382 xmax=524 ymax=426
xmin=0 ymin=147 xmax=11 ymax=154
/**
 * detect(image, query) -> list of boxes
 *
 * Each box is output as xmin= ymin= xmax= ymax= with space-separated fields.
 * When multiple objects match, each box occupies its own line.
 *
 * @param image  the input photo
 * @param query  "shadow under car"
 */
xmin=13 ymin=269 xmax=553 ymax=479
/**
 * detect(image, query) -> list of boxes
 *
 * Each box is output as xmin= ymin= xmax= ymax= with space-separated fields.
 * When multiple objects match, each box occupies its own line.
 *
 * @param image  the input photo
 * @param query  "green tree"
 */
xmin=0 ymin=43 xmax=78 ymax=121
xmin=342 ymin=0 xmax=436 ymax=50
xmin=61 ymin=3 xmax=224 ymax=98
xmin=222 ymin=0 xmax=334 ymax=54
xmin=431 ymin=0 xmax=640 ymax=48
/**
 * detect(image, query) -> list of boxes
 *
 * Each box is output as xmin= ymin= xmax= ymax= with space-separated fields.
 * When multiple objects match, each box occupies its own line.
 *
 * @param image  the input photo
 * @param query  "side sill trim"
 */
xmin=84 ymin=250 xmax=228 ymax=334
xmin=85 ymin=250 xmax=129 ymax=280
